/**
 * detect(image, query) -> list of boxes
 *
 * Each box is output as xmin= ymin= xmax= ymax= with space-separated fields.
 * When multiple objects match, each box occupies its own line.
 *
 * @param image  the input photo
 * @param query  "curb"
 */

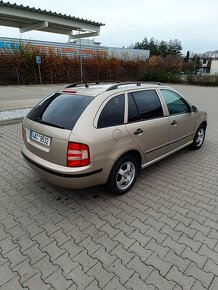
xmin=0 ymin=118 xmax=23 ymax=126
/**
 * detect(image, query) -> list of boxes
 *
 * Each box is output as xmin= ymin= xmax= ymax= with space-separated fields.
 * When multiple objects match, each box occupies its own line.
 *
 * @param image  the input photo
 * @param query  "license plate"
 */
xmin=30 ymin=130 xmax=51 ymax=147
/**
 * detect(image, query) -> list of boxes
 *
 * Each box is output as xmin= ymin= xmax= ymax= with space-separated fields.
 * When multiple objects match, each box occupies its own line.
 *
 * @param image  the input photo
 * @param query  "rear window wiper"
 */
xmin=37 ymin=119 xmax=66 ymax=129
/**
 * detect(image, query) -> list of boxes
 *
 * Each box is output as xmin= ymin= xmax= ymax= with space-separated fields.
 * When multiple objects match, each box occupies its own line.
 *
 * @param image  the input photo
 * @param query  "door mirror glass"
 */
xmin=192 ymin=105 xmax=198 ymax=113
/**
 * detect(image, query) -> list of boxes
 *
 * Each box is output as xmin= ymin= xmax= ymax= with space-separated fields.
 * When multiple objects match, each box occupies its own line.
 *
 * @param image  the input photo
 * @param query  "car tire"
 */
xmin=107 ymin=155 xmax=139 ymax=195
xmin=190 ymin=124 xmax=206 ymax=150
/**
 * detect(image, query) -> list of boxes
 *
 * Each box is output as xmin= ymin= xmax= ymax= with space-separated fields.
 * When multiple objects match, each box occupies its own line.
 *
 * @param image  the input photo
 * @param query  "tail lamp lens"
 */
xmin=67 ymin=142 xmax=90 ymax=167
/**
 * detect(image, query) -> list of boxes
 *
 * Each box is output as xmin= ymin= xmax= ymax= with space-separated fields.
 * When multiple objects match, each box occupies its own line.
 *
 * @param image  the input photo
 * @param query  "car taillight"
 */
xmin=67 ymin=142 xmax=90 ymax=167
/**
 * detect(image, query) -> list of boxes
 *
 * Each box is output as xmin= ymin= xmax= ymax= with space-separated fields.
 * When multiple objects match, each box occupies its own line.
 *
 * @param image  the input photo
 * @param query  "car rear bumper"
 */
xmin=21 ymin=145 xmax=113 ymax=189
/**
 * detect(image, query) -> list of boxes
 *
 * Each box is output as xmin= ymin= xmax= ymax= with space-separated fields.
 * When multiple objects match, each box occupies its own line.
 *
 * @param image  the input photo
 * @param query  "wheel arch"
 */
xmin=116 ymin=149 xmax=142 ymax=167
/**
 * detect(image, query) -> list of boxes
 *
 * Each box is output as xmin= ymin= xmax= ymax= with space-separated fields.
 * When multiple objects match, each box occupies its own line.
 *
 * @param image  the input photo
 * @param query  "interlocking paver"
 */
xmin=4 ymin=247 xmax=27 ymax=268
xmin=0 ymin=262 xmax=17 ymax=286
xmin=111 ymin=244 xmax=134 ymax=265
xmin=166 ymin=265 xmax=195 ymax=290
xmin=146 ymin=252 xmax=172 ymax=276
xmin=129 ymin=241 xmax=152 ymax=262
xmin=74 ymin=249 xmax=98 ymax=272
xmin=13 ymin=259 xmax=39 ymax=283
xmin=23 ymin=273 xmax=51 ymax=290
xmin=147 ymin=269 xmax=175 ymax=290
xmin=45 ymin=268 xmax=73 ymax=290
xmin=210 ymin=277 xmax=218 ymax=290
xmin=194 ymin=231 xmax=217 ymax=249
xmin=185 ymin=262 xmax=214 ymax=288
xmin=145 ymin=238 xmax=169 ymax=259
xmin=92 ymin=246 xmax=116 ymax=268
xmin=23 ymin=244 xmax=46 ymax=265
xmin=67 ymin=265 xmax=94 ymax=290
xmin=0 ymin=236 xmax=18 ymax=255
xmin=162 ymin=236 xmax=186 ymax=255
xmin=125 ymin=273 xmax=155 ymax=290
xmin=32 ymin=230 xmax=54 ymax=249
xmin=181 ymin=246 xmax=207 ymax=268
xmin=127 ymin=256 xmax=154 ymax=280
xmin=87 ymin=262 xmax=114 ymax=288
xmin=0 ymin=275 xmax=28 ymax=290
xmin=164 ymin=249 xmax=190 ymax=272
xmin=34 ymin=255 xmax=59 ymax=279
xmin=103 ymin=276 xmax=128 ymax=290
xmin=107 ymin=259 xmax=134 ymax=284
xmin=1 ymin=87 xmax=218 ymax=289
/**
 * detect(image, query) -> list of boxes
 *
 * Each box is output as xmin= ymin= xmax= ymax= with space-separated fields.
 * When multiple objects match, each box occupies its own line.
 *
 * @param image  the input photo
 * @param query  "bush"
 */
xmin=0 ymin=44 xmax=147 ymax=85
xmin=187 ymin=75 xmax=218 ymax=86
xmin=140 ymin=69 xmax=181 ymax=83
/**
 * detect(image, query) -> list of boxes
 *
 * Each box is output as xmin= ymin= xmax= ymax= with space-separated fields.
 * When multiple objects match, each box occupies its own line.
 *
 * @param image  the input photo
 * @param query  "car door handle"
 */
xmin=171 ymin=120 xmax=177 ymax=126
xmin=134 ymin=128 xmax=143 ymax=135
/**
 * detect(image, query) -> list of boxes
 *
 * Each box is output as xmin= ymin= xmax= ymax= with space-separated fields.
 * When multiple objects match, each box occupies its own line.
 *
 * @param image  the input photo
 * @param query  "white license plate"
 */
xmin=30 ymin=130 xmax=51 ymax=147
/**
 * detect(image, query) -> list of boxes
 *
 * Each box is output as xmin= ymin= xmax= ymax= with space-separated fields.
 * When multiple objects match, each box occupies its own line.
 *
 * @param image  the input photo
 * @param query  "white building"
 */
xmin=210 ymin=60 xmax=218 ymax=74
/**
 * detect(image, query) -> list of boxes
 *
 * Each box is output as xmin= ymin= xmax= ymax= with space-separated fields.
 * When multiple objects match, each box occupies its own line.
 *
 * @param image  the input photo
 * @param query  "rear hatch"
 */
xmin=23 ymin=92 xmax=94 ymax=166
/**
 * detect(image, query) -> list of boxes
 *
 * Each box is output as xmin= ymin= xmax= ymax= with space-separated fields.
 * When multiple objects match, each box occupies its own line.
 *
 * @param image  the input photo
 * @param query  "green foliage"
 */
xmin=187 ymin=74 xmax=218 ymax=86
xmin=135 ymin=37 xmax=182 ymax=57
xmin=140 ymin=68 xmax=181 ymax=83
xmin=184 ymin=50 xmax=190 ymax=62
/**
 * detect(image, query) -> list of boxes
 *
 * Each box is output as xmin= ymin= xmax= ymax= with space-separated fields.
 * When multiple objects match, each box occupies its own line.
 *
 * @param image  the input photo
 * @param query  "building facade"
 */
xmin=0 ymin=37 xmax=150 ymax=60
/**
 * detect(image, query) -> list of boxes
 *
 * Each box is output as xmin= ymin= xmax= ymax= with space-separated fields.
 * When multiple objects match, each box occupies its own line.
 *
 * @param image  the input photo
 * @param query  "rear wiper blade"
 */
xmin=37 ymin=119 xmax=66 ymax=129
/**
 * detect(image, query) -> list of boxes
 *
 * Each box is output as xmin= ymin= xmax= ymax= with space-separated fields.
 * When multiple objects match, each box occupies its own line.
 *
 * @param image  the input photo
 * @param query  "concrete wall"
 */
xmin=210 ymin=60 xmax=218 ymax=74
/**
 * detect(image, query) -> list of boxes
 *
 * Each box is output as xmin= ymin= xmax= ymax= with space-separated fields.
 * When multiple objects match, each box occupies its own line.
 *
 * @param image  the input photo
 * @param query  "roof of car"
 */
xmin=62 ymin=82 xmax=168 ymax=97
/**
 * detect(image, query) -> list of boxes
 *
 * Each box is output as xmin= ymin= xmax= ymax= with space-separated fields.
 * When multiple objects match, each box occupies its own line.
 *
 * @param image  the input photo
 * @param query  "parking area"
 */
xmin=0 ymin=84 xmax=218 ymax=290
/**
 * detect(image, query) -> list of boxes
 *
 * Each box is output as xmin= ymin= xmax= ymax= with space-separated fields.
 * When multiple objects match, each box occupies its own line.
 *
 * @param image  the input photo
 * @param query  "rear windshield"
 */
xmin=26 ymin=93 xmax=94 ymax=130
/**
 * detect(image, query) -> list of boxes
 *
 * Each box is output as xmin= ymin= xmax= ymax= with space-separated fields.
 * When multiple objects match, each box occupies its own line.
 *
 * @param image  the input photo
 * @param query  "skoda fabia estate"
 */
xmin=22 ymin=82 xmax=207 ymax=195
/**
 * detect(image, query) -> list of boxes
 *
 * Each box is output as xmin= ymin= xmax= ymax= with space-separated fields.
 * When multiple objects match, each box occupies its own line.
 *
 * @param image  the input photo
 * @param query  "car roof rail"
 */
xmin=105 ymin=81 xmax=165 ymax=91
xmin=105 ymin=82 xmax=142 ymax=91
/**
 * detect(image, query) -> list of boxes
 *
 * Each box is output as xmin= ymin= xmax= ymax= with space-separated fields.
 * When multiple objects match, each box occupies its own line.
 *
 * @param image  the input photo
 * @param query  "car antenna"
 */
xmin=82 ymin=79 xmax=89 ymax=88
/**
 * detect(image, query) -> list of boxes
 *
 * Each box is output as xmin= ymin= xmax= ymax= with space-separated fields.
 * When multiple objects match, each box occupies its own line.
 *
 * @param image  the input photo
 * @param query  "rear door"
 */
xmin=23 ymin=93 xmax=94 ymax=166
xmin=159 ymin=89 xmax=196 ymax=152
xmin=125 ymin=89 xmax=170 ymax=162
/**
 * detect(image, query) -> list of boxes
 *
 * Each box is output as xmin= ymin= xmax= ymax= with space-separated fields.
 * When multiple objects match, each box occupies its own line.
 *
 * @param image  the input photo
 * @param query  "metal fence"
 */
xmin=0 ymin=65 xmax=145 ymax=85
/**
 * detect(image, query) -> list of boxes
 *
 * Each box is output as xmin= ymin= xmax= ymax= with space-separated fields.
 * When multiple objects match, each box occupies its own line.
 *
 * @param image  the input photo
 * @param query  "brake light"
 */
xmin=63 ymin=89 xmax=77 ymax=93
xmin=67 ymin=142 xmax=90 ymax=167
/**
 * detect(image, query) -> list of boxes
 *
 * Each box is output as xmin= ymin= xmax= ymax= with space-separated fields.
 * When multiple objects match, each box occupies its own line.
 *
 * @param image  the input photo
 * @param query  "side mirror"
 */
xmin=192 ymin=105 xmax=198 ymax=113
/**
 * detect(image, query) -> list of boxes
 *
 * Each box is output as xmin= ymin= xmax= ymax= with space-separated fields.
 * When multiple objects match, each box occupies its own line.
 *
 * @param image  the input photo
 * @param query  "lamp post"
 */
xmin=79 ymin=29 xmax=83 ymax=82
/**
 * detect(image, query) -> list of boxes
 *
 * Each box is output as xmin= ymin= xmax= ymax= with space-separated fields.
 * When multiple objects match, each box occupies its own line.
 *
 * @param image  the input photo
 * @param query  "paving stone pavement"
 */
xmin=0 ymin=85 xmax=218 ymax=289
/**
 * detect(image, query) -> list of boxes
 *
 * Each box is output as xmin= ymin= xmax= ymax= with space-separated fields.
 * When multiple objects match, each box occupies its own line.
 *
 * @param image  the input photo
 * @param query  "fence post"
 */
xmin=68 ymin=67 xmax=71 ymax=82
xmin=109 ymin=69 xmax=112 ymax=81
xmin=34 ymin=69 xmax=37 ymax=84
xmin=50 ymin=68 xmax=53 ymax=84
xmin=15 ymin=67 xmax=20 ymax=85
xmin=120 ymin=67 xmax=123 ymax=81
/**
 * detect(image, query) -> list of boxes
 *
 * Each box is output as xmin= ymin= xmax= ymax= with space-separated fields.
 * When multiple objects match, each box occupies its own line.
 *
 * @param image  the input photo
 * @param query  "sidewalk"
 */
xmin=0 ymin=84 xmax=69 ymax=110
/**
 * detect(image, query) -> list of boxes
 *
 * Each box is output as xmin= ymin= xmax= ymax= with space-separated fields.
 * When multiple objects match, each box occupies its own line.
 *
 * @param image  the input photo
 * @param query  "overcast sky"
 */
xmin=1 ymin=0 xmax=218 ymax=54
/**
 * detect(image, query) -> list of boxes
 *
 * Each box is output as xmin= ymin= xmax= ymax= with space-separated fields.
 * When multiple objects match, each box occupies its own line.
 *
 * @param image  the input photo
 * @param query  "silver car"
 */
xmin=22 ymin=82 xmax=207 ymax=195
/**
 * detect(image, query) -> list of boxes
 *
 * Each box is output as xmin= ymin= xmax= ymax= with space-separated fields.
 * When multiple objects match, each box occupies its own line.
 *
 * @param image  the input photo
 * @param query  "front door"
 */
xmin=159 ymin=89 xmax=196 ymax=152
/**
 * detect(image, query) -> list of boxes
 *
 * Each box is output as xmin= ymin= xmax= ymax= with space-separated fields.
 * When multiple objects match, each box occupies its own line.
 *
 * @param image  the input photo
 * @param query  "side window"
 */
xmin=98 ymin=94 xmax=125 ymax=128
xmin=128 ymin=89 xmax=163 ymax=122
xmin=160 ymin=89 xmax=191 ymax=115
xmin=128 ymin=93 xmax=140 ymax=122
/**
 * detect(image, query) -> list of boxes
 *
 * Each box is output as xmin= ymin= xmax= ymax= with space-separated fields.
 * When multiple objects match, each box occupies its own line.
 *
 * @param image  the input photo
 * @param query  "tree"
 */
xmin=167 ymin=39 xmax=182 ymax=56
xmin=184 ymin=50 xmax=190 ymax=62
xmin=134 ymin=38 xmax=182 ymax=57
